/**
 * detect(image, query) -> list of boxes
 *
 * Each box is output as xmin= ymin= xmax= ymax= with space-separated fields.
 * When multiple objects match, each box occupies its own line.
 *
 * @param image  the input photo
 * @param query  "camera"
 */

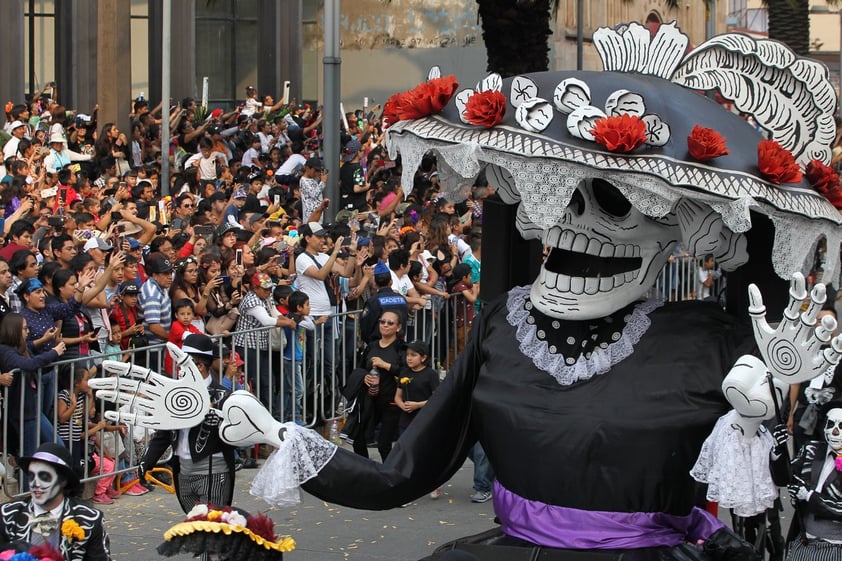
xmin=48 ymin=216 xmax=66 ymax=229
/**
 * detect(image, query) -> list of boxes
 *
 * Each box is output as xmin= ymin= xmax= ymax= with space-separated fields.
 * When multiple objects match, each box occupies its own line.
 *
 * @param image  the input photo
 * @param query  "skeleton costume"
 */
xmin=786 ymin=402 xmax=842 ymax=559
xmin=0 ymin=443 xmax=111 ymax=561
xmin=91 ymin=21 xmax=842 ymax=561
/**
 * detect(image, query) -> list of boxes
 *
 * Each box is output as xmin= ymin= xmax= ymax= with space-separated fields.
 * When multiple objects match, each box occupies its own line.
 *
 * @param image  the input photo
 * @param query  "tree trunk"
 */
xmin=766 ymin=0 xmax=810 ymax=56
xmin=476 ymin=0 xmax=554 ymax=77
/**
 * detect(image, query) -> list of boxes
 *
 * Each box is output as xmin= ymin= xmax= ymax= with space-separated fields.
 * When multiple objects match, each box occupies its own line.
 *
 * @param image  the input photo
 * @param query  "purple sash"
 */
xmin=494 ymin=481 xmax=724 ymax=549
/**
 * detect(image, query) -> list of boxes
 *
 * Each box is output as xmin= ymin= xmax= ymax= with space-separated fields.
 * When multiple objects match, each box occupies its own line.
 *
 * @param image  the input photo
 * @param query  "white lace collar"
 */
xmin=505 ymin=286 xmax=662 ymax=386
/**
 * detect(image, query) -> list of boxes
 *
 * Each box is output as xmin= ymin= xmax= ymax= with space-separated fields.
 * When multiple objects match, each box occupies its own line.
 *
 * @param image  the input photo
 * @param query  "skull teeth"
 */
xmin=542 ymin=270 xmax=640 ymax=295
xmin=546 ymin=227 xmax=639 ymax=259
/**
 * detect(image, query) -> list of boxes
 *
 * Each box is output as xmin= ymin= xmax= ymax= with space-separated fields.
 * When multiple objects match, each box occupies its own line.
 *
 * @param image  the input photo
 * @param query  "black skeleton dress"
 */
xmin=301 ymin=288 xmax=756 ymax=558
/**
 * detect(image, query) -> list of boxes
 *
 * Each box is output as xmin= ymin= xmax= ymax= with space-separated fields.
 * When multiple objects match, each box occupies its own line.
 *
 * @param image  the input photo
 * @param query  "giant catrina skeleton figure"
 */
xmin=92 ymin=22 xmax=842 ymax=561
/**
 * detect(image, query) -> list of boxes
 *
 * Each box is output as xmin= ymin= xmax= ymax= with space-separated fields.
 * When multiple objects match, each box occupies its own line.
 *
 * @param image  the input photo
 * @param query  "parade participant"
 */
xmin=93 ymin=22 xmax=842 ymax=561
xmin=0 ymin=442 xmax=111 ymax=561
xmin=138 ymin=334 xmax=236 ymax=513
xmin=785 ymin=400 xmax=842 ymax=558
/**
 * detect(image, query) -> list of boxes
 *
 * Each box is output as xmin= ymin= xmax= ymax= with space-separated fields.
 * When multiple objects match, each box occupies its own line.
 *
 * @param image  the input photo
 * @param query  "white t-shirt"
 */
xmin=390 ymin=270 xmax=414 ymax=297
xmin=295 ymin=251 xmax=333 ymax=315
xmin=448 ymin=234 xmax=473 ymax=261
xmin=277 ymin=153 xmax=307 ymax=176
xmin=697 ymin=267 xmax=721 ymax=300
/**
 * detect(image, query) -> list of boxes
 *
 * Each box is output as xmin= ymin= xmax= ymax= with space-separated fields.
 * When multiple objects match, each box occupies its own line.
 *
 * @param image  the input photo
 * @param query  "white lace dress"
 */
xmin=690 ymin=410 xmax=778 ymax=517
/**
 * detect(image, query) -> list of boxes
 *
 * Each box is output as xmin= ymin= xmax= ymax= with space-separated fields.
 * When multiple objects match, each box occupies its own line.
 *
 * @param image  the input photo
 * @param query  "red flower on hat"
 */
xmin=757 ymin=139 xmax=802 ymax=184
xmin=463 ymin=90 xmax=507 ymax=128
xmin=687 ymin=125 xmax=729 ymax=162
xmin=590 ymin=114 xmax=647 ymax=153
xmin=806 ymin=159 xmax=842 ymax=209
xmin=383 ymin=75 xmax=459 ymax=127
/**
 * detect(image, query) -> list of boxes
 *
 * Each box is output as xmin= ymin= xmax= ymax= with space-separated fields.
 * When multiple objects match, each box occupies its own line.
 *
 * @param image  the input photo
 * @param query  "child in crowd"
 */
xmin=56 ymin=368 xmax=125 ymax=504
xmin=165 ymin=299 xmax=204 ymax=376
xmin=447 ymin=263 xmax=478 ymax=359
xmin=394 ymin=340 xmax=440 ymax=498
xmin=281 ymin=290 xmax=322 ymax=424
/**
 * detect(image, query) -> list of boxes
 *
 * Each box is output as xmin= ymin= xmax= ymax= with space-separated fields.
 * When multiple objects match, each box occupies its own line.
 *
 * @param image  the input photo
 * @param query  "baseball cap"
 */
xmin=233 ymin=188 xmax=248 ymax=199
xmin=120 ymin=284 xmax=140 ymax=296
xmin=300 ymin=222 xmax=327 ymax=237
xmin=248 ymin=213 xmax=269 ymax=227
xmin=145 ymin=253 xmax=174 ymax=274
xmin=405 ymin=340 xmax=430 ymax=357
xmin=126 ymin=237 xmax=142 ymax=250
xmin=251 ymin=272 xmax=275 ymax=290
xmin=342 ymin=140 xmax=362 ymax=162
xmin=373 ymin=262 xmax=390 ymax=276
xmin=83 ymin=237 xmax=113 ymax=252
xmin=305 ymin=157 xmax=323 ymax=171
xmin=9 ymin=120 xmax=25 ymax=131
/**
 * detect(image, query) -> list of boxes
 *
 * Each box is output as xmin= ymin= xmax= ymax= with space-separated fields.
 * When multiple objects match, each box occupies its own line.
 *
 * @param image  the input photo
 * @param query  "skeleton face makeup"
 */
xmin=825 ymin=408 xmax=842 ymax=453
xmin=27 ymin=461 xmax=63 ymax=507
xmin=530 ymin=178 xmax=678 ymax=320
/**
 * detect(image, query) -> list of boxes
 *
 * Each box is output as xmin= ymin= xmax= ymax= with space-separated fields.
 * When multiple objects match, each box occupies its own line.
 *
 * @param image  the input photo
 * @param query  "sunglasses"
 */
xmin=379 ymin=319 xmax=396 ymax=326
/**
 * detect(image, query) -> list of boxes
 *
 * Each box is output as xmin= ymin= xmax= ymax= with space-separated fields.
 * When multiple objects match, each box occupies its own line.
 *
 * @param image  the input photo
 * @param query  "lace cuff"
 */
xmin=249 ymin=423 xmax=338 ymax=507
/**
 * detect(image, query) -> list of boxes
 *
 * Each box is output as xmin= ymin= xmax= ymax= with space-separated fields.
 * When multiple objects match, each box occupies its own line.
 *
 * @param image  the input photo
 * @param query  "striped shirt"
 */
xmin=139 ymin=277 xmax=171 ymax=341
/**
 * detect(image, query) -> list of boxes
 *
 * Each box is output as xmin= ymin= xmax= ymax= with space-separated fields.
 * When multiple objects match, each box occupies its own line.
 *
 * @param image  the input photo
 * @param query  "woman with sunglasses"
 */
xmin=353 ymin=310 xmax=403 ymax=461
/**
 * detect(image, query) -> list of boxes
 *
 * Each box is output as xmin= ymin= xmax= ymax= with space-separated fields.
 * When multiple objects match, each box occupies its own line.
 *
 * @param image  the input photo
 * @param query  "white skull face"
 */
xmin=722 ymin=355 xmax=787 ymax=419
xmin=530 ymin=178 xmax=678 ymax=319
xmin=28 ymin=461 xmax=63 ymax=507
xmin=825 ymin=408 xmax=842 ymax=453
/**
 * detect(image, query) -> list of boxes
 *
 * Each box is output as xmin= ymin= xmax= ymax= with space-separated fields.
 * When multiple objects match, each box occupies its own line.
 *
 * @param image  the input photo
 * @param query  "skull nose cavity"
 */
xmin=568 ymin=189 xmax=585 ymax=216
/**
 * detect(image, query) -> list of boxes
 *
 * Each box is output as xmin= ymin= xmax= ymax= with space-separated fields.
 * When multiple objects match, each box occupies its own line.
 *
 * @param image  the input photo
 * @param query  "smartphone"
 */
xmin=384 ymin=160 xmax=396 ymax=169
xmin=57 ymin=188 xmax=66 ymax=207
xmin=235 ymin=249 xmax=243 ymax=267
xmin=41 ymin=187 xmax=58 ymax=199
xmin=171 ymin=217 xmax=185 ymax=230
xmin=219 ymin=275 xmax=231 ymax=286
xmin=74 ymin=229 xmax=94 ymax=240
xmin=273 ymin=194 xmax=281 ymax=206
xmin=92 ymin=327 xmax=103 ymax=337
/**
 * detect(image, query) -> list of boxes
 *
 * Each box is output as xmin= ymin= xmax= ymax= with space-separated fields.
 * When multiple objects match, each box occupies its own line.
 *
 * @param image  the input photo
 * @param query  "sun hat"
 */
xmin=383 ymin=22 xmax=842 ymax=281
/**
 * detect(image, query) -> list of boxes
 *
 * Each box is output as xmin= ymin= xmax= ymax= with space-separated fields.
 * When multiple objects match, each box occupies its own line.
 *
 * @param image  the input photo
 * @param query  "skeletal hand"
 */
xmin=88 ymin=343 xmax=210 ymax=430
xmin=748 ymin=273 xmax=842 ymax=384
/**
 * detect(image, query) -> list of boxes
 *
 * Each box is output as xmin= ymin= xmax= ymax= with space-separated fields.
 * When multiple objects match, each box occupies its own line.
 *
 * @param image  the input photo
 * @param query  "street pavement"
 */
xmin=100 ymin=441 xmax=496 ymax=561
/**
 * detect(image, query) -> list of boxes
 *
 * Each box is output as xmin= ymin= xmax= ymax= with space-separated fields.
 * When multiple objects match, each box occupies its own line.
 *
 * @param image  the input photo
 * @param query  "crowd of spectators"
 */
xmin=0 ymin=84 xmax=493 ymax=497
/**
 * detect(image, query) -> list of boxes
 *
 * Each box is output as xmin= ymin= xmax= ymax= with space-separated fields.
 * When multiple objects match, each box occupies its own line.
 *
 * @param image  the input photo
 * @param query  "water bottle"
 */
xmin=367 ymin=367 xmax=380 ymax=396
xmin=329 ymin=419 xmax=340 ymax=444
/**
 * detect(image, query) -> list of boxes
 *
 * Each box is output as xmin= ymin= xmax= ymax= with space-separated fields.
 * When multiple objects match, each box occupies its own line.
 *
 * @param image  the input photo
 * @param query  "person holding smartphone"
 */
xmin=300 ymin=157 xmax=329 ymax=224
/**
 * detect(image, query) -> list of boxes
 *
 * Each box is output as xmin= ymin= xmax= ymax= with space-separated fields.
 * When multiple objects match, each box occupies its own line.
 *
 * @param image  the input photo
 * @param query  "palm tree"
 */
xmin=475 ymin=0 xmax=557 ymax=77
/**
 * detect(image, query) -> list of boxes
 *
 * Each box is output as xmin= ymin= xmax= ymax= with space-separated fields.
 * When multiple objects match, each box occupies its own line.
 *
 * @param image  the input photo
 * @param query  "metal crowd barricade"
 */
xmin=651 ymin=255 xmax=726 ymax=304
xmin=9 ymin=272 xmax=748 ymax=497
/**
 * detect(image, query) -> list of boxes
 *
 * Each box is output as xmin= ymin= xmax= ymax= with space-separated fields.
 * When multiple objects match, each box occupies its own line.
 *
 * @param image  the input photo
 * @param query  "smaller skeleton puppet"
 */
xmin=92 ymin=21 xmax=842 ymax=561
xmin=785 ymin=401 xmax=842 ymax=558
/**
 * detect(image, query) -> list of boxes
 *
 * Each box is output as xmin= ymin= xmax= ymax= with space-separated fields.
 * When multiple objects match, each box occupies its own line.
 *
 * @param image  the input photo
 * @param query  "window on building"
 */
xmin=24 ymin=0 xmax=56 ymax=96
xmin=196 ymin=0 xmax=259 ymax=107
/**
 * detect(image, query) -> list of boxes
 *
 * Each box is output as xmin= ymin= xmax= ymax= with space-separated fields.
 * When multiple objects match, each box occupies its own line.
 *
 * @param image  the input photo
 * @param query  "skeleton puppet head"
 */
xmin=826 ymin=407 xmax=842 ymax=453
xmin=530 ymin=178 xmax=679 ymax=319
xmin=386 ymin=25 xmax=842 ymax=320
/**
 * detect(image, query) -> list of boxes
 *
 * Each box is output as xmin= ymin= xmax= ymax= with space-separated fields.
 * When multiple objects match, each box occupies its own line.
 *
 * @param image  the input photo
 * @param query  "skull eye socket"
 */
xmin=28 ymin=469 xmax=54 ymax=484
xmin=591 ymin=179 xmax=631 ymax=218
xmin=825 ymin=419 xmax=842 ymax=432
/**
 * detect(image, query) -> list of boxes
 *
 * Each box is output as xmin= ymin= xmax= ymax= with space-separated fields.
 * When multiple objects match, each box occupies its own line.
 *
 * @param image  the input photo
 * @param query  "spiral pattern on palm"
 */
xmin=766 ymin=339 xmax=802 ymax=377
xmin=164 ymin=387 xmax=206 ymax=419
